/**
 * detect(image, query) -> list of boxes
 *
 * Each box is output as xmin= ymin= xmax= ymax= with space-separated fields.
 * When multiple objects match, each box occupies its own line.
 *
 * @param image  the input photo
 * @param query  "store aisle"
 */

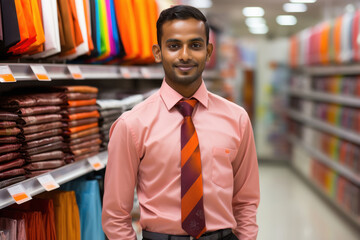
xmin=257 ymin=164 xmax=359 ymax=240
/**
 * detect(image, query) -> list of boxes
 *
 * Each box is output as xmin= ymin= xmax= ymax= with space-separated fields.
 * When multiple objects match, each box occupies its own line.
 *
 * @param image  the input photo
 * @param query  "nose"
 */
xmin=179 ymin=46 xmax=191 ymax=62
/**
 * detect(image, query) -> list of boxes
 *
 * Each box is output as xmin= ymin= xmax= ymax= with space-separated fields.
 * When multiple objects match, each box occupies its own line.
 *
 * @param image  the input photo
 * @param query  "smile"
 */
xmin=175 ymin=65 xmax=196 ymax=72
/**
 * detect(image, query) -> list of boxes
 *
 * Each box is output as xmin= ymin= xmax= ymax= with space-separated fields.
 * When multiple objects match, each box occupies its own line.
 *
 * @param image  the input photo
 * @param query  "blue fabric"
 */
xmin=109 ymin=0 xmax=120 ymax=55
xmin=61 ymin=177 xmax=105 ymax=240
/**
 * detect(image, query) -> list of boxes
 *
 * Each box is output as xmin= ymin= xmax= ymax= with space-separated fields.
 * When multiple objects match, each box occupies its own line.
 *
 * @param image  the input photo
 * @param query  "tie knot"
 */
xmin=176 ymin=99 xmax=197 ymax=117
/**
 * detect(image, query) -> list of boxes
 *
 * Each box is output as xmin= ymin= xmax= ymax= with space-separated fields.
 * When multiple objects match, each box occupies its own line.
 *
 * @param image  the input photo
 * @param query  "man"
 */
xmin=102 ymin=5 xmax=260 ymax=240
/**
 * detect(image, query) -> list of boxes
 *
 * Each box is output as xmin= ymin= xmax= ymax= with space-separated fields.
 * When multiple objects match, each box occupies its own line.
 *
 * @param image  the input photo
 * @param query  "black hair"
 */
xmin=156 ymin=5 xmax=210 ymax=48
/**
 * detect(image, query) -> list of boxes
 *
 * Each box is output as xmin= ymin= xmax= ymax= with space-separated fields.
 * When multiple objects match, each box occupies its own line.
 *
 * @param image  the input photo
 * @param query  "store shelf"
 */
xmin=304 ymin=64 xmax=360 ymax=76
xmin=289 ymin=135 xmax=360 ymax=186
xmin=0 ymin=151 xmax=108 ymax=209
xmin=287 ymin=110 xmax=360 ymax=145
xmin=287 ymin=89 xmax=360 ymax=108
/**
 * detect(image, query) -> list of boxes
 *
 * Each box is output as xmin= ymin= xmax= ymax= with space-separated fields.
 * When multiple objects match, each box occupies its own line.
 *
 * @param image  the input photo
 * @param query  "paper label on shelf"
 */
xmin=37 ymin=174 xmax=59 ymax=191
xmin=121 ymin=68 xmax=132 ymax=79
xmin=30 ymin=65 xmax=51 ymax=81
xmin=140 ymin=67 xmax=151 ymax=79
xmin=7 ymin=185 xmax=32 ymax=204
xmin=0 ymin=65 xmax=16 ymax=82
xmin=68 ymin=65 xmax=84 ymax=79
xmin=88 ymin=155 xmax=104 ymax=171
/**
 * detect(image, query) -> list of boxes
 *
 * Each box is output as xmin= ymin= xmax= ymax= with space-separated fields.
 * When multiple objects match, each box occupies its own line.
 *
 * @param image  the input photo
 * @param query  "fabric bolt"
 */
xmin=0 ymin=152 xmax=21 ymax=163
xmin=23 ymin=128 xmax=63 ymax=142
xmin=0 ymin=144 xmax=22 ymax=154
xmin=0 ymin=168 xmax=25 ymax=180
xmin=72 ymin=145 xmax=100 ymax=156
xmin=19 ymin=114 xmax=62 ymax=126
xmin=67 ymin=117 xmax=98 ymax=127
xmin=96 ymin=99 xmax=126 ymax=110
xmin=65 ymin=92 xmax=97 ymax=100
xmin=74 ymin=150 xmax=98 ymax=161
xmin=61 ymin=105 xmax=98 ymax=114
xmin=0 ymin=0 xmax=20 ymax=50
xmin=104 ymin=0 xmax=116 ymax=58
xmin=13 ymin=106 xmax=61 ymax=117
xmin=319 ymin=22 xmax=330 ymax=65
xmin=67 ymin=99 xmax=97 ymax=107
xmin=353 ymin=10 xmax=360 ymax=61
xmin=22 ymin=141 xmax=64 ymax=156
xmin=22 ymin=136 xmax=63 ymax=150
xmin=0 ymin=121 xmax=17 ymax=128
xmin=100 ymin=122 xmax=113 ymax=132
xmin=26 ymin=169 xmax=52 ymax=178
xmin=0 ymin=111 xmax=19 ymax=121
xmin=0 ymin=136 xmax=21 ymax=144
xmin=0 ymin=93 xmax=65 ymax=108
xmin=25 ymin=150 xmax=65 ymax=162
xmin=340 ymin=12 xmax=353 ymax=63
xmin=68 ymin=127 xmax=99 ymax=139
xmin=68 ymin=133 xmax=101 ymax=145
xmin=102 ymin=80 xmax=260 ymax=239
xmin=66 ymin=110 xmax=100 ymax=121
xmin=109 ymin=0 xmax=121 ymax=57
xmin=0 ymin=217 xmax=17 ymax=240
xmin=57 ymin=0 xmax=76 ymax=53
xmin=0 ymin=211 xmax=26 ymax=239
xmin=96 ymin=0 xmax=110 ymax=59
xmin=25 ymin=0 xmax=45 ymax=54
xmin=0 ymin=175 xmax=26 ymax=188
xmin=61 ymin=178 xmax=105 ymax=240
xmin=334 ymin=15 xmax=343 ymax=63
xmin=69 ymin=138 xmax=101 ymax=151
xmin=83 ymin=0 xmax=94 ymax=53
xmin=0 ymin=127 xmax=21 ymax=136
xmin=24 ymin=160 xmax=65 ymax=170
xmin=99 ymin=108 xmax=122 ymax=118
xmin=89 ymin=0 xmax=99 ymax=57
xmin=57 ymin=85 xmax=98 ymax=93
xmin=24 ymin=211 xmax=46 ymax=240
xmin=0 ymin=159 xmax=25 ymax=173
xmin=21 ymin=121 xmax=62 ymax=135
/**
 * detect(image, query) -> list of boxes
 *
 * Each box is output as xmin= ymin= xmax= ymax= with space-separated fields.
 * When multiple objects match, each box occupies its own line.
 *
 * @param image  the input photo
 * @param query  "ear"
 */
xmin=152 ymin=44 xmax=162 ymax=63
xmin=206 ymin=43 xmax=214 ymax=62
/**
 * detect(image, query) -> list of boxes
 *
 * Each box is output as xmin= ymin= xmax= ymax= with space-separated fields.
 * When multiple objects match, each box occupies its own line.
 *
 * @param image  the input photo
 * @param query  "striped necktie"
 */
xmin=176 ymin=99 xmax=206 ymax=239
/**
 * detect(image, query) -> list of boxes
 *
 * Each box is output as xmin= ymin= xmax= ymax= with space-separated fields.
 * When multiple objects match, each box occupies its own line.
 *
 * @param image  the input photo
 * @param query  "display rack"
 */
xmin=304 ymin=64 xmax=360 ymax=76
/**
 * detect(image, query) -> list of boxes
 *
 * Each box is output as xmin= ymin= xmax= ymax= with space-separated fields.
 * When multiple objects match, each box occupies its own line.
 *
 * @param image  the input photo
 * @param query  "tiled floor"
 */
xmin=257 ymin=164 xmax=359 ymax=240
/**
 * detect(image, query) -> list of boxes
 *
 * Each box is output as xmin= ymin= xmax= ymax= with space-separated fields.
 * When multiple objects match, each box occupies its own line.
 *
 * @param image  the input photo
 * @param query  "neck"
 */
xmin=165 ymin=78 xmax=202 ymax=98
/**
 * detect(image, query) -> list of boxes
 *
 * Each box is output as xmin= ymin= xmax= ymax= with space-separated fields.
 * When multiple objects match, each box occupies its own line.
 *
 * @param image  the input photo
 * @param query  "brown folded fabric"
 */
xmin=72 ymin=145 xmax=100 ymax=156
xmin=22 ymin=122 xmax=63 ymax=135
xmin=70 ymin=139 xmax=101 ymax=151
xmin=0 ymin=144 xmax=22 ymax=154
xmin=68 ymin=133 xmax=101 ymax=145
xmin=0 ymin=175 xmax=27 ymax=188
xmin=61 ymin=105 xmax=98 ymax=114
xmin=0 ymin=152 xmax=22 ymax=163
xmin=23 ymin=128 xmax=63 ymax=142
xmin=0 ymin=168 xmax=25 ymax=180
xmin=26 ymin=169 xmax=52 ymax=178
xmin=0 ymin=217 xmax=17 ymax=239
xmin=67 ymin=99 xmax=97 ymax=107
xmin=0 ymin=159 xmax=25 ymax=173
xmin=0 ymin=127 xmax=21 ymax=136
xmin=19 ymin=114 xmax=62 ymax=126
xmin=0 ymin=111 xmax=19 ymax=121
xmin=24 ymin=160 xmax=65 ymax=171
xmin=66 ymin=111 xmax=100 ymax=121
xmin=23 ymin=141 xmax=64 ymax=156
xmin=56 ymin=85 xmax=98 ymax=93
xmin=66 ymin=122 xmax=98 ymax=134
xmin=65 ymin=92 xmax=97 ymax=100
xmin=99 ymin=109 xmax=122 ymax=118
xmin=101 ymin=122 xmax=113 ymax=132
xmin=67 ymin=118 xmax=98 ymax=128
xmin=0 ymin=121 xmax=17 ymax=128
xmin=22 ymin=136 xmax=64 ymax=150
xmin=26 ymin=151 xmax=65 ymax=162
xmin=68 ymin=127 xmax=99 ymax=139
xmin=0 ymin=136 xmax=21 ymax=144
xmin=0 ymin=93 xmax=66 ymax=108
xmin=14 ymin=106 xmax=61 ymax=117
xmin=74 ymin=151 xmax=99 ymax=162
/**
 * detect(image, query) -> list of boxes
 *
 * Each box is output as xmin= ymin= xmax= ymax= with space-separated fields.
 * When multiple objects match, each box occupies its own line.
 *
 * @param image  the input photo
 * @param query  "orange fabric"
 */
xmin=67 ymin=99 xmax=97 ymax=107
xmin=69 ymin=127 xmax=99 ymax=139
xmin=83 ymin=0 xmax=94 ymax=53
xmin=69 ymin=0 xmax=83 ymax=46
xmin=68 ymin=122 xmax=98 ymax=134
xmin=25 ymin=0 xmax=45 ymax=54
xmin=61 ymin=85 xmax=98 ymax=93
xmin=319 ymin=22 xmax=330 ymax=65
xmin=333 ymin=16 xmax=342 ymax=63
xmin=68 ymin=110 xmax=100 ymax=120
xmin=58 ymin=0 xmax=76 ymax=56
xmin=147 ymin=0 xmax=158 ymax=62
xmin=133 ymin=0 xmax=152 ymax=62
xmin=289 ymin=36 xmax=298 ymax=68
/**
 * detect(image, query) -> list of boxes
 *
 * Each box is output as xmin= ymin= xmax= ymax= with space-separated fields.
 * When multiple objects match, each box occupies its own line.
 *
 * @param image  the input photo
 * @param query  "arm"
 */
xmin=232 ymin=112 xmax=260 ymax=239
xmin=102 ymin=117 xmax=140 ymax=240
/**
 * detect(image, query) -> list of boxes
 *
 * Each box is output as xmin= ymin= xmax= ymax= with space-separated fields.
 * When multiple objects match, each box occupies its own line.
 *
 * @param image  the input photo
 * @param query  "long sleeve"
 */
xmin=232 ymin=112 xmax=260 ymax=240
xmin=102 ymin=117 xmax=140 ymax=240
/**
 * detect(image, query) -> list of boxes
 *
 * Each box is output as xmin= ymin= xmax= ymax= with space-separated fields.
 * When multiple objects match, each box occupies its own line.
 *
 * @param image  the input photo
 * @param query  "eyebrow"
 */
xmin=165 ymin=38 xmax=205 ymax=44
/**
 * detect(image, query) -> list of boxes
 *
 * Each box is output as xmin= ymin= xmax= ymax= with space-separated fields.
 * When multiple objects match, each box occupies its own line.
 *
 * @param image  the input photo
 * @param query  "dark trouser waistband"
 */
xmin=142 ymin=228 xmax=232 ymax=240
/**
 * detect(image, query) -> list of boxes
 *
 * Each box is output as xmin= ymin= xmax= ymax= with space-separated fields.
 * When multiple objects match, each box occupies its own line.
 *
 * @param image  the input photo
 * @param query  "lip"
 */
xmin=175 ymin=64 xmax=196 ymax=72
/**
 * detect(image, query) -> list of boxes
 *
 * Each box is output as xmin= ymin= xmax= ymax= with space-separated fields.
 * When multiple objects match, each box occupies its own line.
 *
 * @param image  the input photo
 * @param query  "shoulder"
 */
xmin=208 ymin=91 xmax=249 ymax=117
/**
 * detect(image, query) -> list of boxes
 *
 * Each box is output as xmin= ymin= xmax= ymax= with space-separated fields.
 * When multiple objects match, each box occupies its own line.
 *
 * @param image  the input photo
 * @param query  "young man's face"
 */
xmin=153 ymin=18 xmax=213 ymax=97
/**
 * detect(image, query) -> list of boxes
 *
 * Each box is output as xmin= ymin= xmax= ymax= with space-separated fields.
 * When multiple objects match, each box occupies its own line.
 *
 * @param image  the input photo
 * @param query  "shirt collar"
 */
xmin=160 ymin=78 xmax=209 ymax=111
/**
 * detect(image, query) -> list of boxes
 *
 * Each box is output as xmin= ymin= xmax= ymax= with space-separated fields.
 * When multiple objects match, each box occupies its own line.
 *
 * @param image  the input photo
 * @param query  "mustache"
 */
xmin=173 ymin=61 xmax=198 ymax=67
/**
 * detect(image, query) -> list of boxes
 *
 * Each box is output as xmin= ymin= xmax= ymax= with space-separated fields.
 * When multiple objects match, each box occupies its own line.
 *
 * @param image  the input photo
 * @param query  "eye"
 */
xmin=168 ymin=43 xmax=180 ymax=50
xmin=191 ymin=42 xmax=203 ymax=49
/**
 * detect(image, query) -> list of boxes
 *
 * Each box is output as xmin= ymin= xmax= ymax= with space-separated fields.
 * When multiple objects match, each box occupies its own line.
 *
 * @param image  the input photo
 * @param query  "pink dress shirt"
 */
xmin=102 ymin=80 xmax=260 ymax=240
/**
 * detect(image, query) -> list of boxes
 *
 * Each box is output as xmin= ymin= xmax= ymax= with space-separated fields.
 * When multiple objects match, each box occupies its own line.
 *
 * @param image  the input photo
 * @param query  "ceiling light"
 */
xmin=276 ymin=15 xmax=297 ymax=25
xmin=243 ymin=7 xmax=265 ymax=17
xmin=245 ymin=18 xmax=266 ymax=28
xmin=290 ymin=0 xmax=317 ymax=3
xmin=187 ymin=0 xmax=213 ymax=9
xmin=283 ymin=3 xmax=307 ymax=12
xmin=249 ymin=25 xmax=269 ymax=35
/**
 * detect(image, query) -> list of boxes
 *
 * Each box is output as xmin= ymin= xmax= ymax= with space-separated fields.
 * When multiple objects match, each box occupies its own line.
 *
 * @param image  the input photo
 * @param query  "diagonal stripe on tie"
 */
xmin=181 ymin=175 xmax=204 ymax=221
xmin=181 ymin=132 xmax=198 ymax=167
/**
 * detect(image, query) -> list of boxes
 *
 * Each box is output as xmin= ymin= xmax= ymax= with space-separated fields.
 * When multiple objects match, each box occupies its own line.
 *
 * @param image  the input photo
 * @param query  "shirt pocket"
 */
xmin=211 ymin=147 xmax=236 ymax=189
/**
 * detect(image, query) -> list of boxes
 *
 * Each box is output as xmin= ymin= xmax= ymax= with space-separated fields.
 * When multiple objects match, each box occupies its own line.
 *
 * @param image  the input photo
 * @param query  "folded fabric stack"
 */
xmin=0 ymin=93 xmax=66 ymax=179
xmin=0 ymin=110 xmax=26 ymax=188
xmin=58 ymin=86 xmax=101 ymax=162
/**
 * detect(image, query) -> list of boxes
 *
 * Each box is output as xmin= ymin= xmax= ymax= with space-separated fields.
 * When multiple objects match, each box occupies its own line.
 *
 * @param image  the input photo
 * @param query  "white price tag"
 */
xmin=121 ymin=68 xmax=132 ymax=79
xmin=88 ymin=155 xmax=104 ymax=171
xmin=0 ymin=65 xmax=16 ymax=82
xmin=30 ymin=65 xmax=51 ymax=81
xmin=68 ymin=65 xmax=84 ymax=79
xmin=37 ymin=174 xmax=59 ymax=191
xmin=140 ymin=67 xmax=151 ymax=79
xmin=7 ymin=185 xmax=32 ymax=204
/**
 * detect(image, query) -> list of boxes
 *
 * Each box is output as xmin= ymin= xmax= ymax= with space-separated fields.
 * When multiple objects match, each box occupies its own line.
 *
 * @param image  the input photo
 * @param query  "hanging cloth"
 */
xmin=319 ymin=22 xmax=330 ymax=65
xmin=57 ymin=0 xmax=76 ymax=55
xmin=83 ymin=0 xmax=94 ymax=53
xmin=340 ymin=12 xmax=354 ymax=63
xmin=333 ymin=15 xmax=343 ymax=63
xmin=25 ymin=0 xmax=45 ymax=54
xmin=89 ymin=0 xmax=99 ymax=56
xmin=0 ymin=0 xmax=21 ymax=53
xmin=352 ymin=10 xmax=360 ymax=61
